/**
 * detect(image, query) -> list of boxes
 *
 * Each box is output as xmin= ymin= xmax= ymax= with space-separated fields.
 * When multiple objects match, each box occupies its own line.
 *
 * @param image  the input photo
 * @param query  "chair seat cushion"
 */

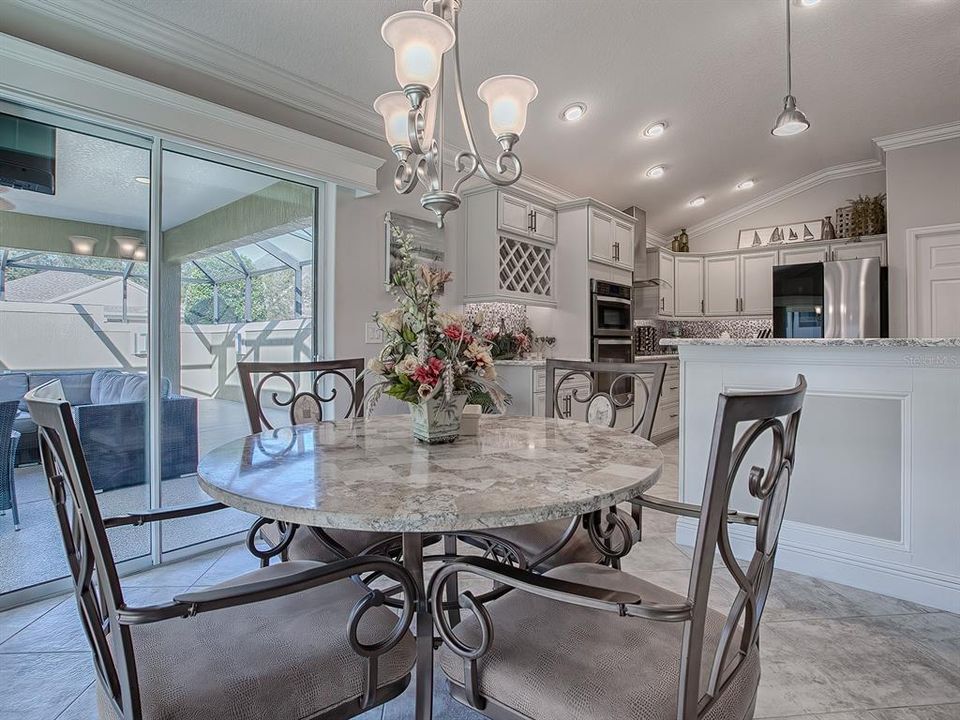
xmin=479 ymin=509 xmax=634 ymax=570
xmin=439 ymin=562 xmax=759 ymax=720
xmin=101 ymin=560 xmax=415 ymax=720
xmin=261 ymin=521 xmax=398 ymax=563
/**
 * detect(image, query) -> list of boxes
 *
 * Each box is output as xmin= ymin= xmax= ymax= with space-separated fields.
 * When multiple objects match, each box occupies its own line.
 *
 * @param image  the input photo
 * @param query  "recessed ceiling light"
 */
xmin=560 ymin=102 xmax=587 ymax=122
xmin=642 ymin=121 xmax=667 ymax=138
xmin=736 ymin=179 xmax=755 ymax=190
xmin=689 ymin=196 xmax=706 ymax=208
xmin=796 ymin=0 xmax=820 ymax=7
xmin=645 ymin=165 xmax=666 ymax=179
xmin=134 ymin=176 xmax=151 ymax=185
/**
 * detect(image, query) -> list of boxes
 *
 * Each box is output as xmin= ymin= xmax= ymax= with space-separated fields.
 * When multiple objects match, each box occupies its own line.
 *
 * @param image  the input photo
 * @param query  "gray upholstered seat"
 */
xmin=438 ymin=562 xmax=758 ymax=720
xmin=478 ymin=517 xmax=605 ymax=569
xmin=98 ymin=560 xmax=416 ymax=720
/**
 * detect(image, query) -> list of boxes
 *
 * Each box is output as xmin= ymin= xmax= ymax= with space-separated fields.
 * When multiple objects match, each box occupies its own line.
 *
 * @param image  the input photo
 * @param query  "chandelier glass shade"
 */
xmin=376 ymin=0 xmax=537 ymax=226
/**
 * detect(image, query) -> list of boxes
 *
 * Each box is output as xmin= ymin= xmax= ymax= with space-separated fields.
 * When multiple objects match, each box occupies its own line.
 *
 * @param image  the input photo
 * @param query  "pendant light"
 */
xmin=772 ymin=0 xmax=810 ymax=137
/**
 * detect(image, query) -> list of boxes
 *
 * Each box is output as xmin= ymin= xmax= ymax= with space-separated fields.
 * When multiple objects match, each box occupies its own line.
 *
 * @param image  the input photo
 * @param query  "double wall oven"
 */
xmin=590 ymin=280 xmax=634 ymax=394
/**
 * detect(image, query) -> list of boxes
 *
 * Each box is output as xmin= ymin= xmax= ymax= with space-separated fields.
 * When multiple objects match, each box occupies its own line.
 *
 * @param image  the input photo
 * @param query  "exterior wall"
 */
xmin=884 ymin=138 xmax=960 ymax=337
xmin=689 ymin=172 xmax=887 ymax=252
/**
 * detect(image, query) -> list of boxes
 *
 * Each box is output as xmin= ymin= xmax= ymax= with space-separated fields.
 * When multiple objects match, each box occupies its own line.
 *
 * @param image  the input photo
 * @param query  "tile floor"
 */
xmin=1 ymin=439 xmax=958 ymax=720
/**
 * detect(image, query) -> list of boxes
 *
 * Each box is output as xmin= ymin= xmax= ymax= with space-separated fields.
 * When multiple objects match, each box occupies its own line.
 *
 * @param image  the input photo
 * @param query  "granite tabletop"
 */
xmin=197 ymin=416 xmax=663 ymax=533
xmin=660 ymin=338 xmax=960 ymax=348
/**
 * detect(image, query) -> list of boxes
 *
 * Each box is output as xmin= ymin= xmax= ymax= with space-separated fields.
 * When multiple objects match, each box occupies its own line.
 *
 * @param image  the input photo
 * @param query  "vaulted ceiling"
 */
xmin=3 ymin=0 xmax=959 ymax=235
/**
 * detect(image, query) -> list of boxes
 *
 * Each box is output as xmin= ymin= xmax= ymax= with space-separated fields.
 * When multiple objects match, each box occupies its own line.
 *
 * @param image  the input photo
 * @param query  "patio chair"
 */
xmin=24 ymin=379 xmax=417 ymax=720
xmin=237 ymin=359 xmax=398 ymax=565
xmin=478 ymin=360 xmax=668 ymax=572
xmin=431 ymin=376 xmax=806 ymax=720
xmin=1 ymin=400 xmax=21 ymax=530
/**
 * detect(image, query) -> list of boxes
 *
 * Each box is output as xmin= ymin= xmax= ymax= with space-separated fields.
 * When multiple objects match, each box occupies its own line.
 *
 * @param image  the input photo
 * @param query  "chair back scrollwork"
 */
xmin=679 ymin=375 xmax=807 ymax=718
xmin=545 ymin=359 xmax=667 ymax=439
xmin=237 ymin=359 xmax=365 ymax=432
xmin=23 ymin=380 xmax=141 ymax=719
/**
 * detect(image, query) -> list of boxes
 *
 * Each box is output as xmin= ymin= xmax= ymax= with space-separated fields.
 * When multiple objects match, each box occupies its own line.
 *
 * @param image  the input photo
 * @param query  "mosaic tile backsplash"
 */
xmin=463 ymin=303 xmax=529 ymax=334
xmin=635 ymin=317 xmax=773 ymax=351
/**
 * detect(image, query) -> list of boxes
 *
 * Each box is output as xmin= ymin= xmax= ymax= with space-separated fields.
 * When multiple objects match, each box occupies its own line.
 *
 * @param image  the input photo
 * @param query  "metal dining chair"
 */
xmin=477 ymin=359 xmax=668 ymax=571
xmin=1 ymin=400 xmax=21 ymax=530
xmin=237 ymin=359 xmax=398 ymax=565
xmin=25 ymin=379 xmax=417 ymax=720
xmin=431 ymin=376 xmax=807 ymax=720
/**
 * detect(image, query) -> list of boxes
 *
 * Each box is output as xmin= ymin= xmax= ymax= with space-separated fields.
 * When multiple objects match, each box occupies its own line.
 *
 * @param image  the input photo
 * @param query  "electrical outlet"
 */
xmin=365 ymin=322 xmax=383 ymax=344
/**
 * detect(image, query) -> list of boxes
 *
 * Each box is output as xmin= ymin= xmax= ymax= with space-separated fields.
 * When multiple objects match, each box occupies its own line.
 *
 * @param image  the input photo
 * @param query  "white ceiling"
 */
xmin=6 ymin=0 xmax=960 ymax=235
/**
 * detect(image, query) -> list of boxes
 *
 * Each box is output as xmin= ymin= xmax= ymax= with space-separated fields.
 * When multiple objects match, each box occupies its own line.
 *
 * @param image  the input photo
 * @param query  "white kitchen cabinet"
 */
xmin=778 ymin=245 xmax=830 ymax=265
xmin=674 ymin=256 xmax=704 ymax=316
xmin=704 ymin=255 xmax=739 ymax=316
xmin=529 ymin=202 xmax=557 ymax=243
xmin=829 ymin=239 xmax=886 ymax=264
xmin=495 ymin=190 xmax=557 ymax=243
xmin=612 ymin=218 xmax=634 ymax=270
xmin=588 ymin=206 xmax=634 ymax=271
xmin=658 ymin=251 xmax=675 ymax=316
xmin=739 ymin=250 xmax=776 ymax=315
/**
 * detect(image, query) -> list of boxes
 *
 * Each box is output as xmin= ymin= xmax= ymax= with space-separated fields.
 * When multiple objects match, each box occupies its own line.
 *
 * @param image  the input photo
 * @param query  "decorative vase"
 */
xmin=821 ymin=216 xmax=837 ymax=241
xmin=678 ymin=228 xmax=689 ymax=252
xmin=410 ymin=392 xmax=469 ymax=444
xmin=671 ymin=235 xmax=681 ymax=252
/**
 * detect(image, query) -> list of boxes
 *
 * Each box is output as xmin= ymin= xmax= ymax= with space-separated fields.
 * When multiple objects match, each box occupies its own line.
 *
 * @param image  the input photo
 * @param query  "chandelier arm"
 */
xmin=448 ymin=7 xmax=522 ymax=188
xmin=451 ymin=151 xmax=479 ymax=194
xmin=394 ymin=156 xmax=423 ymax=195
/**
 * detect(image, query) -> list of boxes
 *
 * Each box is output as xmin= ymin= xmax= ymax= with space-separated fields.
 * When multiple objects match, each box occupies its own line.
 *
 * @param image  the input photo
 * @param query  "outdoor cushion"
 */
xmin=97 ymin=560 xmax=415 ymax=720
xmin=90 ymin=369 xmax=170 ymax=405
xmin=439 ymin=562 xmax=759 ymax=720
xmin=13 ymin=410 xmax=36 ymax=437
xmin=28 ymin=371 xmax=94 ymax=407
xmin=0 ymin=373 xmax=28 ymax=404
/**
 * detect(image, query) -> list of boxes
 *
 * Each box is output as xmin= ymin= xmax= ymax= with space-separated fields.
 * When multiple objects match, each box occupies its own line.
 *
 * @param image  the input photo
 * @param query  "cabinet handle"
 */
xmin=532 ymin=211 xmax=538 ymax=233
xmin=528 ymin=211 xmax=534 ymax=232
xmin=701 ymin=299 xmax=704 ymax=313
xmin=661 ymin=297 xmax=665 ymax=311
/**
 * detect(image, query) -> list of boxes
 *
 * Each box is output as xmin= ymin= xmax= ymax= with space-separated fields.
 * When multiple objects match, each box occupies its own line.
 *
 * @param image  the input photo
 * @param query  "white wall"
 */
xmin=689 ymin=172 xmax=887 ymax=252
xmin=885 ymin=138 xmax=960 ymax=337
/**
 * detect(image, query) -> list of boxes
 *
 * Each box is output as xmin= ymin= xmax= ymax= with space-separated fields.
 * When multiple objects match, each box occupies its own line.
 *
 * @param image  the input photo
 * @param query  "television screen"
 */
xmin=0 ymin=113 xmax=57 ymax=195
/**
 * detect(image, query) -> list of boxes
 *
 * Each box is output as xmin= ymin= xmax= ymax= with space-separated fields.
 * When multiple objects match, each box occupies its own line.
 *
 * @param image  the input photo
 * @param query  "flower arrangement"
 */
xmin=366 ymin=230 xmax=507 ymax=426
xmin=476 ymin=320 xmax=533 ymax=361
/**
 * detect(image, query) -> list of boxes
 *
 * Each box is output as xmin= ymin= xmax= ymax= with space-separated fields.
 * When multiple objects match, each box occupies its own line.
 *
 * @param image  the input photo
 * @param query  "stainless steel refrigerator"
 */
xmin=773 ymin=257 xmax=887 ymax=338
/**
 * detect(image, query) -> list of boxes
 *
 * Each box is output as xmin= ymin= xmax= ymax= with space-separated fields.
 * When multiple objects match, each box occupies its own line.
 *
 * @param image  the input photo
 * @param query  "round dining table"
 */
xmin=197 ymin=414 xmax=663 ymax=720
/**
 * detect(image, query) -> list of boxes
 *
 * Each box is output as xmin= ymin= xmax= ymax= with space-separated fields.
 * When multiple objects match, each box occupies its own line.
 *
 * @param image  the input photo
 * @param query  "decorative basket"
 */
xmin=835 ymin=206 xmax=854 ymax=239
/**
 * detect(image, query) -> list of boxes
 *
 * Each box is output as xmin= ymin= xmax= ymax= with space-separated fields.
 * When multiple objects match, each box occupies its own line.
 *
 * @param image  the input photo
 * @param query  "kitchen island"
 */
xmin=662 ymin=337 xmax=960 ymax=612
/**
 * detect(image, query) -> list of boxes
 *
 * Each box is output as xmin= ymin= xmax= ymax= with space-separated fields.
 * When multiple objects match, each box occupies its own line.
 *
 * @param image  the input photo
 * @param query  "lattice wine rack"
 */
xmin=498 ymin=236 xmax=553 ymax=299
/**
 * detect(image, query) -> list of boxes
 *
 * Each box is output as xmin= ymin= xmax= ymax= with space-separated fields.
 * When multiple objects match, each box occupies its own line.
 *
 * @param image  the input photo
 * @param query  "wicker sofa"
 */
xmin=0 ymin=370 xmax=198 ymax=492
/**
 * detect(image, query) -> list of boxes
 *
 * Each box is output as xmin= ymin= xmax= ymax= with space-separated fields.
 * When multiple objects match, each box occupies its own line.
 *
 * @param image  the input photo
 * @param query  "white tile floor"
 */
xmin=1 ymin=439 xmax=958 ymax=720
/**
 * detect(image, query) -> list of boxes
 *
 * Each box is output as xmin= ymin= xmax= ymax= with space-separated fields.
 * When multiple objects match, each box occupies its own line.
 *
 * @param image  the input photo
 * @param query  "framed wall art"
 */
xmin=384 ymin=211 xmax=446 ymax=288
xmin=737 ymin=219 xmax=823 ymax=249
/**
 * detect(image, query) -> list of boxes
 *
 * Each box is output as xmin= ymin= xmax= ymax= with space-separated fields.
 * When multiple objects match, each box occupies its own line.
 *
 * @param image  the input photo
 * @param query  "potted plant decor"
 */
xmin=847 ymin=193 xmax=886 ymax=239
xmin=366 ymin=230 xmax=506 ymax=443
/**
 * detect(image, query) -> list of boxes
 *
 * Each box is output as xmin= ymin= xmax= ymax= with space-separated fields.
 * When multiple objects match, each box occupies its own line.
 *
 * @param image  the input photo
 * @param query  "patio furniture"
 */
xmin=431 ymin=376 xmax=807 ymax=720
xmin=479 ymin=359 xmax=668 ymax=571
xmin=195 ymin=414 xmax=664 ymax=720
xmin=0 ymin=369 xmax=198 ymax=491
xmin=1 ymin=400 xmax=21 ymax=530
xmin=24 ymin=379 xmax=417 ymax=720
xmin=237 ymin=359 xmax=396 ymax=565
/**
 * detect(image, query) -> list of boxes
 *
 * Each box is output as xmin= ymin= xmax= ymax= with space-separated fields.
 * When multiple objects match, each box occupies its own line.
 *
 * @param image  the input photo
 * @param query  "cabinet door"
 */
xmin=704 ymin=255 xmax=739 ymax=315
xmin=532 ymin=392 xmax=546 ymax=419
xmin=739 ymin=250 xmax=776 ymax=315
xmin=612 ymin=220 xmax=635 ymax=271
xmin=589 ymin=209 xmax=614 ymax=263
xmin=529 ymin=203 xmax=557 ymax=243
xmin=830 ymin=239 xmax=886 ymax=265
xmin=779 ymin=245 xmax=828 ymax=265
xmin=498 ymin=192 xmax=531 ymax=236
xmin=674 ymin=256 xmax=704 ymax=316
xmin=659 ymin=252 xmax=675 ymax=316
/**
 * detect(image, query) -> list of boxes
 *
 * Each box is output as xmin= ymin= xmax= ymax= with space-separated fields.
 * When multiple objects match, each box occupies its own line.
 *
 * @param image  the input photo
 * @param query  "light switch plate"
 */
xmin=365 ymin=322 xmax=383 ymax=344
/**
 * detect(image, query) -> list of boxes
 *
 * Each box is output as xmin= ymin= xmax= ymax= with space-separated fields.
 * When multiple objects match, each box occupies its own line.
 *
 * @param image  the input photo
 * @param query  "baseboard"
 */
xmin=675 ymin=517 xmax=960 ymax=613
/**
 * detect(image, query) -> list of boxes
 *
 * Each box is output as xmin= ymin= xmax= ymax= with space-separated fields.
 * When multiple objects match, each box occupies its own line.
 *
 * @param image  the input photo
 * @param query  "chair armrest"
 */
xmin=633 ymin=494 xmax=759 ymax=526
xmin=103 ymin=500 xmax=227 ymax=528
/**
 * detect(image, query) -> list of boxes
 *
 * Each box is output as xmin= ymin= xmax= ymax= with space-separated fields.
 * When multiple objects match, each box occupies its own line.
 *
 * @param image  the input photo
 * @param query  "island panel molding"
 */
xmin=670 ymin=341 xmax=960 ymax=612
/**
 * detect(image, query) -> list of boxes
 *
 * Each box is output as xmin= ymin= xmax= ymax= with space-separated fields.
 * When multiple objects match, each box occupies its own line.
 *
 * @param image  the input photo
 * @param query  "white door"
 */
xmin=529 ymin=203 xmax=557 ymax=243
xmin=830 ymin=239 xmax=886 ymax=265
xmin=779 ymin=245 xmax=829 ymax=265
xmin=704 ymin=255 xmax=739 ymax=315
xmin=659 ymin=252 xmax=675 ymax=316
xmin=740 ymin=250 xmax=777 ymax=315
xmin=674 ymin=256 xmax=704 ymax=316
xmin=911 ymin=225 xmax=960 ymax=336
xmin=499 ymin=192 xmax=531 ymax=236
xmin=613 ymin=220 xmax=634 ymax=271
xmin=590 ymin=209 xmax=614 ymax=263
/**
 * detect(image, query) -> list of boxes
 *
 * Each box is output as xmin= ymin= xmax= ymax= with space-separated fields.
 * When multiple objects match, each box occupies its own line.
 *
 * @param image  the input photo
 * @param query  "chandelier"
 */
xmin=375 ymin=0 xmax=538 ymax=226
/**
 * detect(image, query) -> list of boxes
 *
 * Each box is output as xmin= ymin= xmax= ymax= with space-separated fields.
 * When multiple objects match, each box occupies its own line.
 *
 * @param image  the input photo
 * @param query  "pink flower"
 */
xmin=443 ymin=324 xmax=467 ymax=341
xmin=411 ymin=357 xmax=444 ymax=386
xmin=483 ymin=330 xmax=499 ymax=341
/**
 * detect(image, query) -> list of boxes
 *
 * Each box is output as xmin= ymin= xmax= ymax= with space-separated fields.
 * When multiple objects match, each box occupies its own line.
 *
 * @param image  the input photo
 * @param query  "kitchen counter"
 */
xmin=661 ymin=337 xmax=960 ymax=348
xmin=633 ymin=353 xmax=679 ymax=361
xmin=670 ymin=338 xmax=959 ymax=611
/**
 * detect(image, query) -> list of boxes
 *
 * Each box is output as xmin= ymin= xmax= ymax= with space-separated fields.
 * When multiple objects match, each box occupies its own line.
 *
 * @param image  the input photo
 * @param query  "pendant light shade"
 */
xmin=477 ymin=74 xmax=539 ymax=137
xmin=771 ymin=0 xmax=810 ymax=137
xmin=374 ymin=91 xmax=414 ymax=149
xmin=381 ymin=10 xmax=455 ymax=90
xmin=772 ymin=95 xmax=810 ymax=136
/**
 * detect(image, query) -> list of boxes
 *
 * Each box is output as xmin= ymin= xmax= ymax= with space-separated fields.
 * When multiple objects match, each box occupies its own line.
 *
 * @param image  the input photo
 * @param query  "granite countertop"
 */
xmin=495 ymin=358 xmax=591 ymax=366
xmin=634 ymin=353 xmax=679 ymax=361
xmin=197 ymin=416 xmax=663 ymax=533
xmin=660 ymin=338 xmax=960 ymax=348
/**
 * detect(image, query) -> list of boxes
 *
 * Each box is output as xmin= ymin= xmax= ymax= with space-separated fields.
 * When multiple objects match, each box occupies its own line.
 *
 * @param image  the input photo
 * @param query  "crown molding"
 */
xmin=11 ymin=0 xmax=573 ymax=204
xmin=646 ymin=229 xmax=670 ymax=248
xmin=873 ymin=121 xmax=960 ymax=157
xmin=683 ymin=159 xmax=885 ymax=239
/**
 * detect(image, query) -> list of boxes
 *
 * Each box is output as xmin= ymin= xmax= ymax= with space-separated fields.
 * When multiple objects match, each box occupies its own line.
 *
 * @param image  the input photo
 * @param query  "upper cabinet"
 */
xmin=778 ymin=244 xmax=829 ymax=266
xmin=674 ymin=256 xmax=704 ymax=316
xmin=704 ymin=255 xmax=739 ymax=316
xmin=739 ymin=250 xmax=777 ymax=315
xmin=588 ymin=206 xmax=633 ymax=271
xmin=658 ymin=251 xmax=675 ymax=317
xmin=829 ymin=238 xmax=886 ymax=264
xmin=497 ymin=191 xmax=557 ymax=243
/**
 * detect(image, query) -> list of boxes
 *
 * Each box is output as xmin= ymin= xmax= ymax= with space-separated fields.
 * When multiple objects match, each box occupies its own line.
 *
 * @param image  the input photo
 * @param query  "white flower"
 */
xmin=378 ymin=308 xmax=404 ymax=333
xmin=395 ymin=354 xmax=419 ymax=377
xmin=367 ymin=358 xmax=386 ymax=374
xmin=418 ymin=383 xmax=434 ymax=399
xmin=481 ymin=365 xmax=497 ymax=381
xmin=435 ymin=311 xmax=465 ymax=330
xmin=465 ymin=342 xmax=493 ymax=369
